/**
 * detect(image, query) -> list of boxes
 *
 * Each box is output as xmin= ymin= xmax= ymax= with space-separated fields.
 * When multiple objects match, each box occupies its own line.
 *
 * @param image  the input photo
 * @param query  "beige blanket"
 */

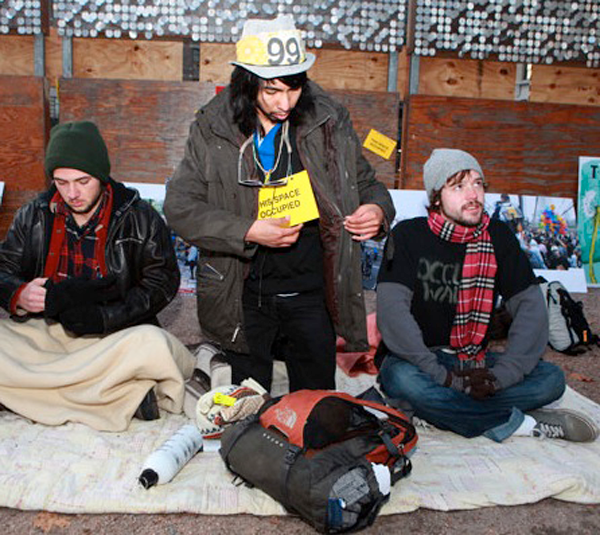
xmin=0 ymin=318 xmax=195 ymax=431
xmin=0 ymin=382 xmax=598 ymax=515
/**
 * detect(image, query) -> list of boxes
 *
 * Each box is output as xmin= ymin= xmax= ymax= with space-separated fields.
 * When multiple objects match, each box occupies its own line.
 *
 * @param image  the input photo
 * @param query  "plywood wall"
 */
xmin=57 ymin=79 xmax=399 ymax=188
xmin=402 ymin=95 xmax=600 ymax=199
xmin=0 ymin=35 xmax=599 ymax=106
xmin=198 ymin=43 xmax=396 ymax=93
xmin=0 ymin=35 xmax=35 ymax=75
xmin=0 ymin=75 xmax=49 ymax=190
xmin=329 ymin=89 xmax=399 ymax=188
xmin=72 ymin=38 xmax=183 ymax=81
xmin=58 ymin=78 xmax=215 ymax=184
xmin=530 ymin=65 xmax=600 ymax=106
xmin=418 ymin=57 xmax=517 ymax=101
xmin=0 ymin=75 xmax=49 ymax=238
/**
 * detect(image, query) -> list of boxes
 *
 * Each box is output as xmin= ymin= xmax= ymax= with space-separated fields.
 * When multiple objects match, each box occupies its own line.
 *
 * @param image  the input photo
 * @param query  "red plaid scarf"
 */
xmin=44 ymin=186 xmax=112 ymax=282
xmin=427 ymin=211 xmax=497 ymax=362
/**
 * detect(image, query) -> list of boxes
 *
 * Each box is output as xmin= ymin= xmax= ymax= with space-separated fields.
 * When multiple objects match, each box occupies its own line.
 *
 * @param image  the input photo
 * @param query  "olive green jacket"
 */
xmin=165 ymin=82 xmax=395 ymax=353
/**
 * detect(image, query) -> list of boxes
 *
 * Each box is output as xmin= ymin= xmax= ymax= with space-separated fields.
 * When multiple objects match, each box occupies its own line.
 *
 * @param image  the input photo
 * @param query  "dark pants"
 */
xmin=226 ymin=287 xmax=336 ymax=392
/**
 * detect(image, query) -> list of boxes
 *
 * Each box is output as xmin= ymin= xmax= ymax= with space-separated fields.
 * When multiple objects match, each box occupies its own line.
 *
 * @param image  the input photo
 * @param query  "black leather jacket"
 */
xmin=0 ymin=179 xmax=179 ymax=333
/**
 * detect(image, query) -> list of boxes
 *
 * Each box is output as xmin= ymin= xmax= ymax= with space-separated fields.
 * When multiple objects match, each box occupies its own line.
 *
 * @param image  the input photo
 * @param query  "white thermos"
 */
xmin=138 ymin=424 xmax=204 ymax=489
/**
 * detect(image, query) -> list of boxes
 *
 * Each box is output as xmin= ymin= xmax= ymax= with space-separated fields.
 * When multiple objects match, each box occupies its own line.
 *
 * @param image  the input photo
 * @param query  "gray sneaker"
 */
xmin=528 ymin=409 xmax=598 ymax=442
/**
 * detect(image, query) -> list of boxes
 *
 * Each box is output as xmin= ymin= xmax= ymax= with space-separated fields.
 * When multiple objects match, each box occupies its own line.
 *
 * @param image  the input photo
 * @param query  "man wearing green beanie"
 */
xmin=0 ymin=120 xmax=194 ymax=431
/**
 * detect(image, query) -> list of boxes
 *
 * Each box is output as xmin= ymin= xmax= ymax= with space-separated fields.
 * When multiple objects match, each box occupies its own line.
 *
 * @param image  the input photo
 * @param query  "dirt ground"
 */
xmin=2 ymin=289 xmax=600 ymax=534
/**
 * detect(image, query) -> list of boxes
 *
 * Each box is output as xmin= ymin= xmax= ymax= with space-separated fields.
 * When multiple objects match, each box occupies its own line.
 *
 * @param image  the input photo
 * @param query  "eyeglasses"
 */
xmin=237 ymin=121 xmax=292 ymax=187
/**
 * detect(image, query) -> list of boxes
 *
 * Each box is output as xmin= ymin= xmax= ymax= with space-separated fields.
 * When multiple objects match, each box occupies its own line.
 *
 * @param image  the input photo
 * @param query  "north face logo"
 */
xmin=274 ymin=407 xmax=297 ymax=430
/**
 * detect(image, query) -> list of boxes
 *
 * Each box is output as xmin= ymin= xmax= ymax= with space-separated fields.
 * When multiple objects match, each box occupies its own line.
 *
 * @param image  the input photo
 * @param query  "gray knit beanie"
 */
xmin=423 ymin=148 xmax=484 ymax=200
xmin=45 ymin=121 xmax=111 ymax=183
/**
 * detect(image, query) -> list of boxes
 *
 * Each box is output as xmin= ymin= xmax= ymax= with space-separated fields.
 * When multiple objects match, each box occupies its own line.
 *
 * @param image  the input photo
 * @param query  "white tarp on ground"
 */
xmin=0 ymin=381 xmax=599 ymax=515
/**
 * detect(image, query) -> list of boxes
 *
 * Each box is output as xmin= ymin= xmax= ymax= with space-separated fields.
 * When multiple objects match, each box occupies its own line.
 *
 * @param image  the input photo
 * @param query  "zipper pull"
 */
xmin=231 ymin=324 xmax=241 ymax=343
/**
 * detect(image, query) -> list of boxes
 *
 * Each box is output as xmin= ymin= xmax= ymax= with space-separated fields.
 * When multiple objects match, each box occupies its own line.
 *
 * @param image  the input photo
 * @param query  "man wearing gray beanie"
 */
xmin=373 ymin=148 xmax=597 ymax=443
xmin=0 ymin=120 xmax=194 ymax=431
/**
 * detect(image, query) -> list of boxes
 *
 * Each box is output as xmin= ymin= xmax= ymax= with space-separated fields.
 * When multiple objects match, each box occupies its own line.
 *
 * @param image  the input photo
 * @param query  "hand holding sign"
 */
xmin=245 ymin=217 xmax=303 ymax=248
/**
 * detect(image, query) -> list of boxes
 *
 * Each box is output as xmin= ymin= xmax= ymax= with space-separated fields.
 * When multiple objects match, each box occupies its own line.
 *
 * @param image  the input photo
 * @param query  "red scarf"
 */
xmin=44 ymin=186 xmax=112 ymax=282
xmin=427 ymin=211 xmax=497 ymax=362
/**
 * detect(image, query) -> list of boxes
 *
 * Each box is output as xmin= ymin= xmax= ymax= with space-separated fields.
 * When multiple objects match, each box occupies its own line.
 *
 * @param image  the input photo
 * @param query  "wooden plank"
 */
xmin=0 ymin=75 xmax=49 ymax=191
xmin=72 ymin=38 xmax=183 ymax=81
xmin=309 ymin=49 xmax=389 ymax=92
xmin=330 ymin=89 xmax=399 ymax=189
xmin=419 ymin=57 xmax=516 ymax=100
xmin=0 ymin=35 xmax=34 ymax=75
xmin=199 ymin=43 xmax=390 ymax=92
xmin=530 ymin=65 xmax=600 ymax=107
xmin=0 ymin=75 xmax=48 ymax=239
xmin=199 ymin=43 xmax=235 ymax=84
xmin=0 ymin=189 xmax=39 ymax=240
xmin=59 ymin=79 xmax=217 ymax=183
xmin=403 ymin=95 xmax=600 ymax=199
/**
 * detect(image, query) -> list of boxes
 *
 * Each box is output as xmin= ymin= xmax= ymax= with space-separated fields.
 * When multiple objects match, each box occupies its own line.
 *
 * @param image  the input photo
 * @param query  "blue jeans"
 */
xmin=379 ymin=351 xmax=566 ymax=442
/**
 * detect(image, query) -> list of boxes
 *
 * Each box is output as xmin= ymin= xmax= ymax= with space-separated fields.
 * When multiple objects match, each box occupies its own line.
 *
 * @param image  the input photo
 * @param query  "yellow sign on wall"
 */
xmin=363 ymin=129 xmax=397 ymax=160
xmin=257 ymin=170 xmax=320 ymax=226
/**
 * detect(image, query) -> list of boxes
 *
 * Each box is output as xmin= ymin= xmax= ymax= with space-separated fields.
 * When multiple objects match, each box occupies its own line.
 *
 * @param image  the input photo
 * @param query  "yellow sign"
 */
xmin=236 ymin=30 xmax=306 ymax=67
xmin=257 ymin=170 xmax=319 ymax=226
xmin=363 ymin=129 xmax=397 ymax=160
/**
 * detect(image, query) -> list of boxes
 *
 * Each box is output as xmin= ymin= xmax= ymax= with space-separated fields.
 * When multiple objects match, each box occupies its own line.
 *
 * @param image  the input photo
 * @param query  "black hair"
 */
xmin=229 ymin=66 xmax=314 ymax=137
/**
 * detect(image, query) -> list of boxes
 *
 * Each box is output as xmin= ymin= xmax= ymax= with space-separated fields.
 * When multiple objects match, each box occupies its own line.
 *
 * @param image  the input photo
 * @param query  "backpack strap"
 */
xmin=334 ymin=393 xmax=418 ymax=449
xmin=390 ymin=456 xmax=412 ymax=484
xmin=219 ymin=414 xmax=259 ymax=475
xmin=280 ymin=443 xmax=303 ymax=508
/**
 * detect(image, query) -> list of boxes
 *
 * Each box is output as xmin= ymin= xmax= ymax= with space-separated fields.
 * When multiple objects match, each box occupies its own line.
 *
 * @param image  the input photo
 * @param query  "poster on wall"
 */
xmin=0 ymin=182 xmax=4 ymax=206
xmin=578 ymin=156 xmax=600 ymax=288
xmin=124 ymin=182 xmax=197 ymax=294
xmin=361 ymin=190 xmax=586 ymax=293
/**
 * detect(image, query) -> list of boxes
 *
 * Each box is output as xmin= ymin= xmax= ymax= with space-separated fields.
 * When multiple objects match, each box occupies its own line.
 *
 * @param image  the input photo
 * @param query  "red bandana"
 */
xmin=427 ymin=211 xmax=497 ymax=362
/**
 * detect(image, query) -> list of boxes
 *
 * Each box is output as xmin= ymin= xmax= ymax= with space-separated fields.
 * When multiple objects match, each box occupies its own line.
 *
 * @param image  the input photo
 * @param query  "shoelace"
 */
xmin=533 ymin=422 xmax=565 ymax=439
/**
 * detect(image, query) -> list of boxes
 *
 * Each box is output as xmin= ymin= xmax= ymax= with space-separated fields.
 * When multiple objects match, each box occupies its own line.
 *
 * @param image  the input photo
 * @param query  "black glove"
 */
xmin=58 ymin=305 xmax=105 ymax=335
xmin=45 ymin=275 xmax=119 ymax=318
xmin=462 ymin=368 xmax=498 ymax=400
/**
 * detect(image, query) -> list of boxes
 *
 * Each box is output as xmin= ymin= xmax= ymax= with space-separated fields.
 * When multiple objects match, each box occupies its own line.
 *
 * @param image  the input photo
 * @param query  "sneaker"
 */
xmin=411 ymin=416 xmax=432 ymax=430
xmin=193 ymin=342 xmax=231 ymax=388
xmin=134 ymin=389 xmax=160 ymax=421
xmin=528 ymin=409 xmax=598 ymax=442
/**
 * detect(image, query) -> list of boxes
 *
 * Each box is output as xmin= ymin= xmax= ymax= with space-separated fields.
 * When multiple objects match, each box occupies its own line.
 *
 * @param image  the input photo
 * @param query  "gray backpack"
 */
xmin=539 ymin=279 xmax=598 ymax=355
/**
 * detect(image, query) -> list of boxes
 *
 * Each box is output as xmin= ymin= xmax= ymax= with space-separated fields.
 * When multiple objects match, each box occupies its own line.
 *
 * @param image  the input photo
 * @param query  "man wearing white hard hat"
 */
xmin=165 ymin=15 xmax=394 ymax=392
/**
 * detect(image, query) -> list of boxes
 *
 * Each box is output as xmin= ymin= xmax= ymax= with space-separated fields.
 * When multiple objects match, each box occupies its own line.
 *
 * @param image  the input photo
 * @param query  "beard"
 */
xmin=256 ymin=103 xmax=290 ymax=127
xmin=442 ymin=201 xmax=484 ymax=228
xmin=66 ymin=189 xmax=104 ymax=216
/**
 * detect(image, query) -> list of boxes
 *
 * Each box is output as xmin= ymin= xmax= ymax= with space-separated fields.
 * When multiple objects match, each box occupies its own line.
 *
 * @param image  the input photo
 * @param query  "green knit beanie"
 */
xmin=45 ymin=121 xmax=111 ymax=183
